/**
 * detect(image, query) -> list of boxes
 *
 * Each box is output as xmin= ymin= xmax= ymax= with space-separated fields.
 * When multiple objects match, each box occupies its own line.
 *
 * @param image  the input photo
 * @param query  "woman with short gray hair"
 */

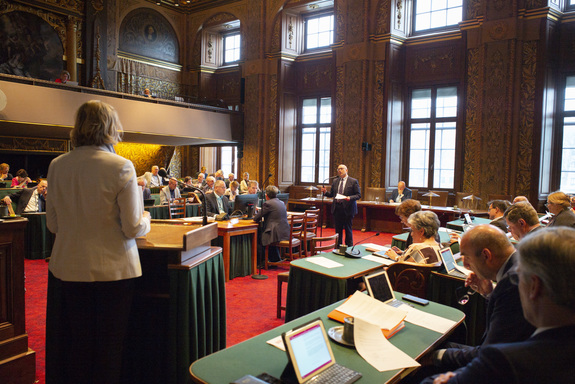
xmin=385 ymin=210 xmax=441 ymax=264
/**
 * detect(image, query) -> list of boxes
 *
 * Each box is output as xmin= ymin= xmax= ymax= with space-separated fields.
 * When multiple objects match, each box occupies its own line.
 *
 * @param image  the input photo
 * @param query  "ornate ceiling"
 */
xmin=146 ymin=0 xmax=240 ymax=13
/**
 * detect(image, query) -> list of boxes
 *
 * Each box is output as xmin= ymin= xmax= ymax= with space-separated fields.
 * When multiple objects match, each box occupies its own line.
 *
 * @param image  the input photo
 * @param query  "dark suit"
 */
xmin=390 ymin=187 xmax=412 ymax=202
xmin=440 ymin=252 xmax=535 ymax=369
xmin=422 ymin=326 xmax=575 ymax=384
xmin=324 ymin=176 xmax=361 ymax=246
xmin=547 ymin=208 xmax=575 ymax=228
xmin=8 ymin=187 xmax=45 ymax=214
xmin=205 ymin=192 xmax=232 ymax=216
xmin=490 ymin=216 xmax=508 ymax=232
xmin=253 ymin=197 xmax=290 ymax=262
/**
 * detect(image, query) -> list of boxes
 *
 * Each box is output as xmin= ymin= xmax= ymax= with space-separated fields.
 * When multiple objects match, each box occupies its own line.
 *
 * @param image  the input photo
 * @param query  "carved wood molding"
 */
xmin=517 ymin=40 xmax=537 ymax=197
xmin=463 ymin=47 xmax=482 ymax=194
xmin=370 ymin=60 xmax=385 ymax=187
xmin=333 ymin=66 xmax=345 ymax=171
xmin=375 ymin=0 xmax=391 ymax=35
xmin=0 ymin=136 xmax=67 ymax=153
xmin=268 ymin=74 xmax=278 ymax=185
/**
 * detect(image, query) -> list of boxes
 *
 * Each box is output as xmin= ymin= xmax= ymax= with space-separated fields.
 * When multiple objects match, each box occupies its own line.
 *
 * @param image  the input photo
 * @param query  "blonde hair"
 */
xmin=548 ymin=191 xmax=571 ymax=210
xmin=71 ymin=100 xmax=123 ymax=147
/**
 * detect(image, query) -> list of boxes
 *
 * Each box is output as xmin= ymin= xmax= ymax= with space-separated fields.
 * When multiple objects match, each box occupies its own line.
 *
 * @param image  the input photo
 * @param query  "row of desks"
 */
xmin=288 ymin=198 xmax=488 ymax=233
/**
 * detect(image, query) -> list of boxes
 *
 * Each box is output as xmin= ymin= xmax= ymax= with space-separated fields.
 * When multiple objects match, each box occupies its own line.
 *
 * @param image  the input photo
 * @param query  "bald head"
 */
xmin=460 ymin=224 xmax=515 ymax=281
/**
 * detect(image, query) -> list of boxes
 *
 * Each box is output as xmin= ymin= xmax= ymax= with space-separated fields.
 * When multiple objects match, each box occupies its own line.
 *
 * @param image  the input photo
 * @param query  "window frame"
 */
xmin=404 ymin=84 xmax=462 ymax=192
xmin=215 ymin=146 xmax=238 ymax=177
xmin=411 ymin=0 xmax=464 ymax=36
xmin=296 ymin=95 xmax=333 ymax=185
xmin=554 ymin=74 xmax=575 ymax=193
xmin=303 ymin=11 xmax=335 ymax=53
xmin=222 ymin=30 xmax=241 ymax=65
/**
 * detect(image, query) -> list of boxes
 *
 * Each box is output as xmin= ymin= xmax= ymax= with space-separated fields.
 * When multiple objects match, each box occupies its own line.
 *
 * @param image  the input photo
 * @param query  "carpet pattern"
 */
xmin=24 ymin=229 xmax=393 ymax=383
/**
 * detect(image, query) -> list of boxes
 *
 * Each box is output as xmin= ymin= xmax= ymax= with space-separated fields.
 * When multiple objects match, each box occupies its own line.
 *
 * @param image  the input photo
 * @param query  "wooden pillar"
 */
xmin=66 ymin=16 xmax=77 ymax=81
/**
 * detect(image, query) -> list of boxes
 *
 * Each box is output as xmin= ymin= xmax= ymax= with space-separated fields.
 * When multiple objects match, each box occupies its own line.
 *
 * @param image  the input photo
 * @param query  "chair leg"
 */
xmin=276 ymin=277 xmax=282 ymax=318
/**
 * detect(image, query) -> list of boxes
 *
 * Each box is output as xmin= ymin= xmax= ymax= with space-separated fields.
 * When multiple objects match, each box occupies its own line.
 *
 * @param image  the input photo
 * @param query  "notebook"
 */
xmin=363 ymin=270 xmax=403 ymax=308
xmin=439 ymin=247 xmax=472 ymax=279
xmin=282 ymin=319 xmax=361 ymax=384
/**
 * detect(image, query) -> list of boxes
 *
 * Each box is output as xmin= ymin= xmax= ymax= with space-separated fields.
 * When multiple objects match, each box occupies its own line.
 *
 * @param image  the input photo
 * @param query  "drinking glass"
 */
xmin=375 ymin=197 xmax=380 ymax=204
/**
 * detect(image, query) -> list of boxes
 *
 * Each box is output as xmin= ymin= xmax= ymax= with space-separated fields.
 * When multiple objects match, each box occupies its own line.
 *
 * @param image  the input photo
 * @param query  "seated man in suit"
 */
xmin=389 ymin=181 xmax=412 ymax=203
xmin=504 ymin=202 xmax=541 ymax=241
xmin=3 ymin=179 xmax=48 ymax=214
xmin=194 ymin=172 xmax=205 ymax=188
xmin=141 ymin=165 xmax=163 ymax=188
xmin=160 ymin=177 xmax=181 ymax=205
xmin=202 ymin=176 xmax=215 ymax=194
xmin=424 ymin=225 xmax=534 ymax=372
xmin=423 ymin=227 xmax=575 ymax=384
xmin=253 ymin=185 xmax=290 ymax=263
xmin=225 ymin=173 xmax=235 ymax=188
xmin=205 ymin=180 xmax=231 ymax=217
xmin=246 ymin=180 xmax=259 ymax=195
xmin=488 ymin=199 xmax=510 ymax=233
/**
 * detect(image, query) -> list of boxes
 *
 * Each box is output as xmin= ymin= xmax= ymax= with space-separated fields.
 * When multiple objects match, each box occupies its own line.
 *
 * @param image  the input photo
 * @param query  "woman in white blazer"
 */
xmin=46 ymin=100 xmax=151 ymax=384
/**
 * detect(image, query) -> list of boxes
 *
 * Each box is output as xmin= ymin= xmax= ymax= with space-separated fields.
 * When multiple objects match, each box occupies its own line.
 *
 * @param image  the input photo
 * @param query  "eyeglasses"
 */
xmin=455 ymin=286 xmax=476 ymax=305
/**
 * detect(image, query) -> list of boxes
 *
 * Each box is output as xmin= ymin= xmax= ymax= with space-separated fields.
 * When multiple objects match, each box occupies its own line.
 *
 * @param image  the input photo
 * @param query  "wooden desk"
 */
xmin=285 ymin=246 xmax=382 ymax=321
xmin=446 ymin=217 xmax=492 ymax=231
xmin=216 ymin=219 xmax=259 ymax=281
xmin=0 ymin=218 xmax=36 ymax=384
xmin=190 ymin=297 xmax=465 ymax=384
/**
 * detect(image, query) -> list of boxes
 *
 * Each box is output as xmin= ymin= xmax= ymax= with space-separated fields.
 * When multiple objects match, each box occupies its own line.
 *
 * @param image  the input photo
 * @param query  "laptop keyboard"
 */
xmin=306 ymin=363 xmax=361 ymax=384
xmin=449 ymin=269 xmax=468 ymax=279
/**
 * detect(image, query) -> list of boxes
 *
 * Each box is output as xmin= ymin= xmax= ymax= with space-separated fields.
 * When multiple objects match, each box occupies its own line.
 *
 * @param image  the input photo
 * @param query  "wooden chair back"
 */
xmin=386 ymin=262 xmax=438 ymax=299
xmin=364 ymin=187 xmax=386 ymax=203
xmin=310 ymin=233 xmax=339 ymax=255
xmin=168 ymin=198 xmax=187 ymax=219
xmin=428 ymin=190 xmax=449 ymax=207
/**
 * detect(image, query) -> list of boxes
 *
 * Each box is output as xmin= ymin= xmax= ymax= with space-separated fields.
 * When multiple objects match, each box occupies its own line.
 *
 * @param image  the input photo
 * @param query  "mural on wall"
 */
xmin=119 ymin=8 xmax=179 ymax=64
xmin=0 ymin=11 xmax=63 ymax=80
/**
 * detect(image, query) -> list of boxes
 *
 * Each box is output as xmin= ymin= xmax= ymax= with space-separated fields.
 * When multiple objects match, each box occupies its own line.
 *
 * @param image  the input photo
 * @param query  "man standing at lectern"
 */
xmin=321 ymin=164 xmax=361 ymax=247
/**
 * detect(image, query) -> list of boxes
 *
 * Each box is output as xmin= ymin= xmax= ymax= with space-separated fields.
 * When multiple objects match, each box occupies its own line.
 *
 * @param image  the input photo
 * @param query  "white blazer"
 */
xmin=47 ymin=145 xmax=151 ymax=282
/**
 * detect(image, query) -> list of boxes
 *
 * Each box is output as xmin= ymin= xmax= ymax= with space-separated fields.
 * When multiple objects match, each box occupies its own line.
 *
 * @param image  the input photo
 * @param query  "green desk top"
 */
xmin=446 ymin=217 xmax=492 ymax=230
xmin=190 ymin=297 xmax=465 ymax=384
xmin=289 ymin=245 xmax=383 ymax=279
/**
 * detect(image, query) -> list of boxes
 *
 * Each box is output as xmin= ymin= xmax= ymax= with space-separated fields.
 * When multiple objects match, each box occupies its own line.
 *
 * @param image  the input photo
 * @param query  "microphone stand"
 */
xmin=177 ymin=181 xmax=208 ymax=226
xmin=345 ymin=232 xmax=380 ymax=258
xmin=319 ymin=175 xmax=338 ymax=237
xmin=252 ymin=173 xmax=273 ymax=281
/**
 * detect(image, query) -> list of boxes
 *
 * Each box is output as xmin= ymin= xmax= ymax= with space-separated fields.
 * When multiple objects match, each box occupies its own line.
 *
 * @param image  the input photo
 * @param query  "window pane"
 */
xmin=437 ymin=87 xmax=458 ymax=117
xmin=434 ymin=123 xmax=456 ymax=188
xmin=561 ymin=123 xmax=575 ymax=192
xmin=301 ymin=129 xmax=317 ymax=183
xmin=411 ymin=89 xmax=432 ymax=118
xmin=415 ymin=0 xmax=461 ymax=31
xmin=302 ymin=99 xmax=317 ymax=124
xmin=565 ymin=76 xmax=575 ymax=111
xmin=409 ymin=123 xmax=430 ymax=187
xmin=224 ymin=34 xmax=241 ymax=63
xmin=318 ymin=128 xmax=331 ymax=182
xmin=306 ymin=14 xmax=334 ymax=50
xmin=320 ymin=98 xmax=332 ymax=123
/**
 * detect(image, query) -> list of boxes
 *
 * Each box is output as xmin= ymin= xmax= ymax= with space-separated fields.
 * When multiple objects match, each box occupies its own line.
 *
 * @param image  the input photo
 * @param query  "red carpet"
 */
xmin=24 ymin=229 xmax=394 ymax=383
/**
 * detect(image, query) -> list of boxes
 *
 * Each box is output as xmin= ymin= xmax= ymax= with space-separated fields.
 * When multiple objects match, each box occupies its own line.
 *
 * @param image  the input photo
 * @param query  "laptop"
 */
xmin=439 ymin=247 xmax=472 ymax=279
xmin=282 ymin=319 xmax=361 ymax=384
xmin=363 ymin=270 xmax=404 ymax=308
xmin=144 ymin=199 xmax=155 ymax=207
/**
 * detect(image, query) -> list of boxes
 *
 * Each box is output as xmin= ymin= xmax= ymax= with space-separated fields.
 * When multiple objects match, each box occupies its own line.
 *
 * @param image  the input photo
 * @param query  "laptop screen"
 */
xmin=283 ymin=320 xmax=335 ymax=382
xmin=440 ymin=247 xmax=457 ymax=272
xmin=363 ymin=270 xmax=394 ymax=303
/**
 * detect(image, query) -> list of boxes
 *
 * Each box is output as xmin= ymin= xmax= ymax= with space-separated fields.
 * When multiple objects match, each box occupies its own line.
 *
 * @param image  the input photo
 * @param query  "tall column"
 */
xmin=66 ymin=16 xmax=77 ymax=81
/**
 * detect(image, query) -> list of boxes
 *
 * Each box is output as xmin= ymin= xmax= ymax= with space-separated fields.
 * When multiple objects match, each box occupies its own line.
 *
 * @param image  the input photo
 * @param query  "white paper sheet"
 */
xmin=335 ymin=291 xmax=407 ymax=330
xmin=305 ymin=257 xmax=344 ymax=269
xmin=354 ymin=317 xmax=420 ymax=372
xmin=401 ymin=305 xmax=457 ymax=334
xmin=362 ymin=255 xmax=396 ymax=265
xmin=363 ymin=243 xmax=389 ymax=252
xmin=335 ymin=193 xmax=347 ymax=200
xmin=266 ymin=334 xmax=286 ymax=351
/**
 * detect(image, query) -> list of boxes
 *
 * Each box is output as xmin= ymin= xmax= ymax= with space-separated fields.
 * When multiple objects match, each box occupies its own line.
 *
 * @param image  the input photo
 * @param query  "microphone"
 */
xmin=175 ymin=180 xmax=208 ymax=226
xmin=322 ymin=175 xmax=339 ymax=184
xmin=345 ymin=232 xmax=380 ymax=258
